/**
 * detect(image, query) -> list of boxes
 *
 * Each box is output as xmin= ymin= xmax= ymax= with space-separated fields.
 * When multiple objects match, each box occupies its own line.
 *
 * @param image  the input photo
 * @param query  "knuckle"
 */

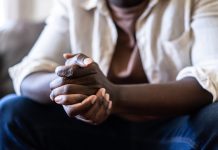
xmin=51 ymin=89 xmax=58 ymax=98
xmin=78 ymin=95 xmax=86 ymax=102
xmin=63 ymin=84 xmax=72 ymax=94
xmin=56 ymin=66 xmax=65 ymax=77
xmin=77 ymin=53 xmax=86 ymax=59
xmin=50 ymin=78 xmax=63 ymax=90
xmin=61 ymin=95 xmax=68 ymax=103
xmin=71 ymin=65 xmax=80 ymax=77
xmin=59 ymin=77 xmax=65 ymax=85
xmin=65 ymin=59 xmax=73 ymax=66
xmin=64 ymin=66 xmax=74 ymax=78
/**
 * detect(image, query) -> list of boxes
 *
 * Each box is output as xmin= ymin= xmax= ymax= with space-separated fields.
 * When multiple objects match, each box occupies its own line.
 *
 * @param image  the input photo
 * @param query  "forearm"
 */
xmin=21 ymin=72 xmax=57 ymax=104
xmin=113 ymin=77 xmax=213 ymax=117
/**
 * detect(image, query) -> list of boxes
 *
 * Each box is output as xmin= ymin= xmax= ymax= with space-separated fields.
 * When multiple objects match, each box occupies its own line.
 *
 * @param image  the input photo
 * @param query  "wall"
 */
xmin=0 ymin=0 xmax=54 ymax=25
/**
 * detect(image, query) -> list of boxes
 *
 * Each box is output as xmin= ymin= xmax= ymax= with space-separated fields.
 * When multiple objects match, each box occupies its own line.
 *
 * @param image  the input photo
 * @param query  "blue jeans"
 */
xmin=0 ymin=94 xmax=218 ymax=150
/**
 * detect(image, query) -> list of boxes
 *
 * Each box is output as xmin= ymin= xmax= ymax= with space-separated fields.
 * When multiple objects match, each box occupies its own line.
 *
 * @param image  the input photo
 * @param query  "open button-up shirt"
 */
xmin=9 ymin=0 xmax=218 ymax=101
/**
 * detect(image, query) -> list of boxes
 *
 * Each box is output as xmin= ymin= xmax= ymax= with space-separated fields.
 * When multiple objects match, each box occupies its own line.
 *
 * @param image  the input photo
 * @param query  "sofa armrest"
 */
xmin=0 ymin=20 xmax=45 ymax=98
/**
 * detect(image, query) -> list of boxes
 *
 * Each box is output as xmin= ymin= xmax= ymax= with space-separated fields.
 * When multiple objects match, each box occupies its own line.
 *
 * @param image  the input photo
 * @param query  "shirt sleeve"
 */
xmin=176 ymin=0 xmax=218 ymax=102
xmin=9 ymin=0 xmax=71 ymax=95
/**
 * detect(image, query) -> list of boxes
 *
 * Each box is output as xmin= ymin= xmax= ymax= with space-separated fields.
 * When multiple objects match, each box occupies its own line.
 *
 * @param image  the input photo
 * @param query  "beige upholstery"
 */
xmin=0 ymin=21 xmax=45 ymax=98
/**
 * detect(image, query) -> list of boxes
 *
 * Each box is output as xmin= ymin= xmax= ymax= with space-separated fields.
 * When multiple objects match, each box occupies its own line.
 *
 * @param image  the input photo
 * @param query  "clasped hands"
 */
xmin=50 ymin=53 xmax=114 ymax=125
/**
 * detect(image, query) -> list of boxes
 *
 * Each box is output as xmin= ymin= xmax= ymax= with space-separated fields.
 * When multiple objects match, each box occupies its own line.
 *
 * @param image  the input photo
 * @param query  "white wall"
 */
xmin=0 ymin=0 xmax=5 ymax=25
xmin=0 ymin=0 xmax=54 ymax=25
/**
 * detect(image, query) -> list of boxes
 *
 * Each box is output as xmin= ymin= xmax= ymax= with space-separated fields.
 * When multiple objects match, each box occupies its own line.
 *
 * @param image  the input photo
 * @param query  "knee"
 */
xmin=0 ymin=95 xmax=33 ymax=125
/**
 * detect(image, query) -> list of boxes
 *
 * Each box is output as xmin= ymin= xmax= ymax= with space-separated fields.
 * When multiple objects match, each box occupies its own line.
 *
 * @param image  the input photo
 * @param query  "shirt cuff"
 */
xmin=9 ymin=57 xmax=59 ymax=95
xmin=176 ymin=66 xmax=218 ymax=102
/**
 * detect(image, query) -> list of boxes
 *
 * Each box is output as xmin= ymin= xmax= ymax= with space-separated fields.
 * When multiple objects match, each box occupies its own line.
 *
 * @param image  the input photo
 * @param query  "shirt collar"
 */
xmin=79 ymin=0 xmax=98 ymax=10
xmin=80 ymin=0 xmax=109 ymax=15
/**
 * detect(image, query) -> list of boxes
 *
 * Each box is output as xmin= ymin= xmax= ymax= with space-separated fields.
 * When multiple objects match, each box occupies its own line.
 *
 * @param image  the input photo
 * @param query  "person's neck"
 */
xmin=107 ymin=0 xmax=146 ymax=8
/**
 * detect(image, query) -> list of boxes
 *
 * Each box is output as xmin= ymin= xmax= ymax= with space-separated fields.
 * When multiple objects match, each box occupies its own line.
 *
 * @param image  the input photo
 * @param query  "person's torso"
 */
xmin=107 ymin=0 xmax=149 ymax=84
xmin=68 ymin=0 xmax=194 ymax=83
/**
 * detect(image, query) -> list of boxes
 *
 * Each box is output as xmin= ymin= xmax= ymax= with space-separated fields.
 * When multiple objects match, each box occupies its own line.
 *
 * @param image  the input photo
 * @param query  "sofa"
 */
xmin=0 ymin=20 xmax=45 ymax=98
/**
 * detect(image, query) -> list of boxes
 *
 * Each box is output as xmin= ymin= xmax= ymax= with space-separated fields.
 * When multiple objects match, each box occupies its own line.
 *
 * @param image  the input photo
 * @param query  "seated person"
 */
xmin=1 ymin=0 xmax=218 ymax=149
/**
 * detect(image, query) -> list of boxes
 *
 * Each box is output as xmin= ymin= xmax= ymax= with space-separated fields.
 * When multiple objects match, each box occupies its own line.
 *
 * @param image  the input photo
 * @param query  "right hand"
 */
xmin=74 ymin=88 xmax=112 ymax=125
xmin=53 ymin=87 xmax=112 ymax=125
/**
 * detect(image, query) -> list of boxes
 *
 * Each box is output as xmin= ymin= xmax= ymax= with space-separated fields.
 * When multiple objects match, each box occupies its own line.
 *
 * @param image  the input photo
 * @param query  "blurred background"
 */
xmin=0 ymin=0 xmax=55 ymax=97
xmin=0 ymin=0 xmax=54 ymax=25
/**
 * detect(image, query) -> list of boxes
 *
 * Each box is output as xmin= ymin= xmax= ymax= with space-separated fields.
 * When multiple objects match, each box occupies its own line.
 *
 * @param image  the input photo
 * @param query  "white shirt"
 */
xmin=9 ymin=0 xmax=218 ymax=101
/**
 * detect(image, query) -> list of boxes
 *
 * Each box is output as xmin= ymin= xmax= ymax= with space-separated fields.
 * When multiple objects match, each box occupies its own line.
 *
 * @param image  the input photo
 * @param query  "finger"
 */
xmin=65 ymin=53 xmax=93 ymax=67
xmin=75 ymin=115 xmax=93 ymax=124
xmin=93 ymin=100 xmax=112 ymax=125
xmin=87 ymin=92 xmax=110 ymax=124
xmin=107 ymin=101 xmax=113 ymax=115
xmin=63 ymin=95 xmax=97 ymax=117
xmin=103 ymin=93 xmax=110 ymax=109
xmin=96 ymin=89 xmax=110 ymax=109
xmin=55 ymin=65 xmax=97 ymax=78
xmin=93 ymin=105 xmax=107 ymax=125
xmin=50 ymin=77 xmax=69 ymax=90
xmin=63 ymin=53 xmax=75 ymax=59
xmin=81 ymin=97 xmax=101 ymax=121
xmin=50 ymin=75 xmax=98 ymax=90
xmin=50 ymin=84 xmax=98 ymax=101
xmin=96 ymin=88 xmax=106 ymax=98
xmin=55 ymin=65 xmax=78 ymax=78
xmin=54 ymin=94 xmax=87 ymax=105
xmin=79 ymin=89 xmax=106 ymax=121
xmin=105 ymin=93 xmax=110 ymax=102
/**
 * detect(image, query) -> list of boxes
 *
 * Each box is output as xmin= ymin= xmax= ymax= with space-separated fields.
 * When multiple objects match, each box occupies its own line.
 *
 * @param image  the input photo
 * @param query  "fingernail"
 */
xmin=101 ymin=88 xmax=106 ymax=97
xmin=83 ymin=58 xmax=93 ymax=66
xmin=54 ymin=96 xmax=62 ymax=103
xmin=50 ymin=91 xmax=54 ymax=101
xmin=105 ymin=93 xmax=110 ymax=101
xmin=91 ymin=96 xmax=97 ymax=104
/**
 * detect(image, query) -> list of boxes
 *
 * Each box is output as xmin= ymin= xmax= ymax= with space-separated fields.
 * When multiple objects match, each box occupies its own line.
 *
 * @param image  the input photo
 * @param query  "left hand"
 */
xmin=51 ymin=53 xmax=116 ymax=102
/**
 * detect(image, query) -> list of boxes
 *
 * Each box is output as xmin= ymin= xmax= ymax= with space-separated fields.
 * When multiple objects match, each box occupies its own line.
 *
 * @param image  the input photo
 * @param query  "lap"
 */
xmin=1 ymin=95 xmax=218 ymax=150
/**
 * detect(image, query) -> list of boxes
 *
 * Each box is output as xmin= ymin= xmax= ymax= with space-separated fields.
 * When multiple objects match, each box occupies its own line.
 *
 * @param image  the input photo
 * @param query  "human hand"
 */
xmin=53 ymin=88 xmax=112 ymax=125
xmin=52 ymin=53 xmax=117 ymax=103
xmin=50 ymin=53 xmax=115 ymax=124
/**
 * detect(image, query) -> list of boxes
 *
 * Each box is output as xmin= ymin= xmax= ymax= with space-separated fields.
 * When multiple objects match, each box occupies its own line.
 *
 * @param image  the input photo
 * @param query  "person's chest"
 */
xmin=68 ymin=0 xmax=194 ymax=83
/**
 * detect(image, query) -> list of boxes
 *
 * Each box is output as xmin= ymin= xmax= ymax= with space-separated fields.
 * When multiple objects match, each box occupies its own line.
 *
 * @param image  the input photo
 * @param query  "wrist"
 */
xmin=108 ymin=83 xmax=122 ymax=114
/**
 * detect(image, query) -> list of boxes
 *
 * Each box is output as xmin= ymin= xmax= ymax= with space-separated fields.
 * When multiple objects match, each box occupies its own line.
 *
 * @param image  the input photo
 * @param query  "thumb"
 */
xmin=64 ymin=53 xmax=93 ymax=67
xmin=63 ymin=53 xmax=74 ymax=59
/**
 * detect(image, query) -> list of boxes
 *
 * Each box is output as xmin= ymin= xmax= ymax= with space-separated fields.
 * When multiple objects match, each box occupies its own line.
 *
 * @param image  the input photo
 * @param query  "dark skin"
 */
xmin=21 ymin=0 xmax=147 ymax=103
xmin=21 ymin=0 xmax=213 ymax=123
xmin=51 ymin=53 xmax=212 ymax=118
xmin=107 ymin=0 xmax=145 ymax=8
xmin=22 ymin=54 xmax=112 ymax=124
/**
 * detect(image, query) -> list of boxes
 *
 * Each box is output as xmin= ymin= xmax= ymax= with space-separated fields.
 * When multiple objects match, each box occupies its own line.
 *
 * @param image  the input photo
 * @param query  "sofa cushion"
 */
xmin=0 ymin=21 xmax=45 ymax=98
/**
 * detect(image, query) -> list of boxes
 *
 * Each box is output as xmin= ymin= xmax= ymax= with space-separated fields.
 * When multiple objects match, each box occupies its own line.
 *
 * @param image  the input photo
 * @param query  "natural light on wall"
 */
xmin=0 ymin=0 xmax=54 ymax=26
xmin=0 ymin=0 xmax=4 ymax=25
